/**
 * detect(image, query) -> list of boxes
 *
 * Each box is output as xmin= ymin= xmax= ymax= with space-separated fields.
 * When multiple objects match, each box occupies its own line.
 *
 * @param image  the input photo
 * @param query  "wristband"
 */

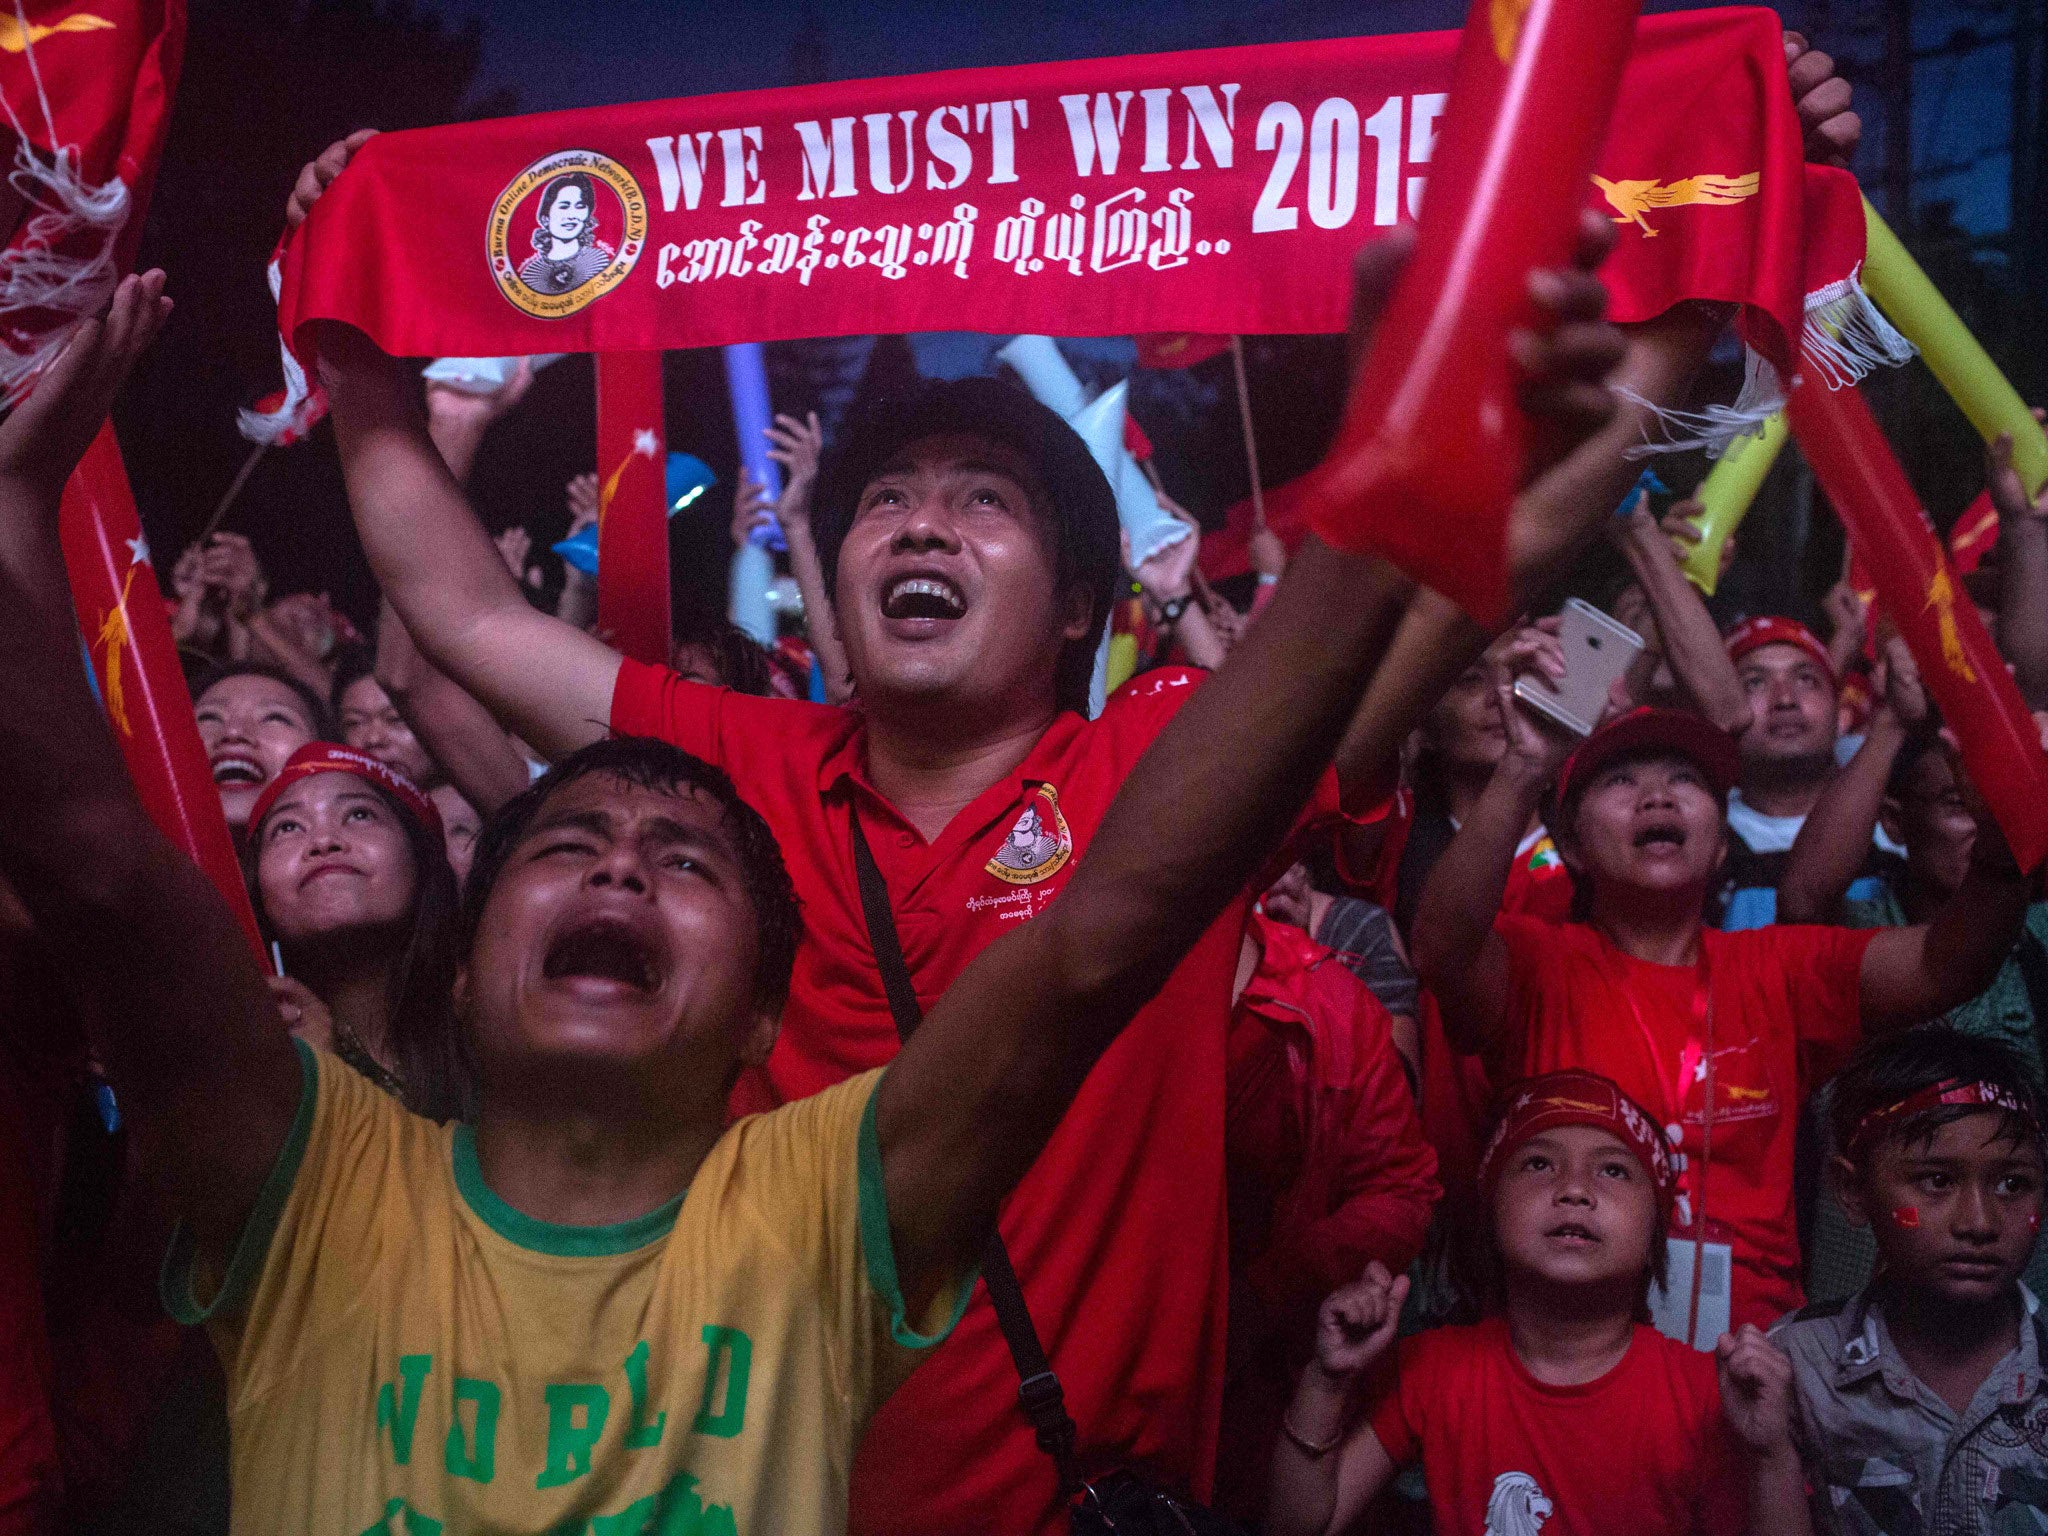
xmin=1156 ymin=594 xmax=1191 ymax=628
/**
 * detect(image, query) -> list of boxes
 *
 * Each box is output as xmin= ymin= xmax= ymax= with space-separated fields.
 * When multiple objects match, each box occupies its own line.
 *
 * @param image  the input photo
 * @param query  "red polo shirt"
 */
xmin=611 ymin=660 xmax=1343 ymax=1535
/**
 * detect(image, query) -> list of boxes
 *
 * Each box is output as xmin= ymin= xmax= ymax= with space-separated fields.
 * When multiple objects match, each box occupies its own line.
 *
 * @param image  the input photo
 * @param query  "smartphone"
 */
xmin=1511 ymin=598 xmax=1644 ymax=737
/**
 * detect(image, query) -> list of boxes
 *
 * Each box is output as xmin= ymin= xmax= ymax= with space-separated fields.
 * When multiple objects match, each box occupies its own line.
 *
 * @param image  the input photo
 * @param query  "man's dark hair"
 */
xmin=191 ymin=660 xmax=336 ymax=741
xmin=811 ymin=375 xmax=1120 ymax=715
xmin=1830 ymin=1026 xmax=2046 ymax=1164
xmin=672 ymin=617 xmax=776 ymax=698
xmin=461 ymin=736 xmax=802 ymax=1017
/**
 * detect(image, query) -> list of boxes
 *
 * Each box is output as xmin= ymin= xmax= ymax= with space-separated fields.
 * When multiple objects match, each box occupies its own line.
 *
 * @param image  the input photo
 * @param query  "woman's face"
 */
xmin=1425 ymin=664 xmax=1508 ymax=772
xmin=195 ymin=674 xmax=319 ymax=830
xmin=256 ymin=772 xmax=419 ymax=944
xmin=1493 ymin=1125 xmax=1657 ymax=1293
xmin=1566 ymin=751 xmax=1724 ymax=902
xmin=546 ymin=184 xmax=589 ymax=242
xmin=338 ymin=675 xmax=438 ymax=789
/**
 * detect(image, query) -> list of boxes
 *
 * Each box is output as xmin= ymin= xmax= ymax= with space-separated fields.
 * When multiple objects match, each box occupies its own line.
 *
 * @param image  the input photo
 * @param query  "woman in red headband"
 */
xmin=1268 ymin=1070 xmax=1809 ymax=1536
xmin=242 ymin=743 xmax=464 ymax=1118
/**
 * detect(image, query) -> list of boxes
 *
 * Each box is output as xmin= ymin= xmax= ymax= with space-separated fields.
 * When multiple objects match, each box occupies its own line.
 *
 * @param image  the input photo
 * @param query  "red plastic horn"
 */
xmin=60 ymin=425 xmax=264 ymax=954
xmin=595 ymin=351 xmax=673 ymax=667
xmin=1788 ymin=378 xmax=2048 ymax=872
xmin=1311 ymin=0 xmax=1640 ymax=625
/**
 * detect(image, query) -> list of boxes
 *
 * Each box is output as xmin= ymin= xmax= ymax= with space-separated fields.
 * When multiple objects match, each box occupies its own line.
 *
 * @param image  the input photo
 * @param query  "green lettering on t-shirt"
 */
xmin=623 ymin=1340 xmax=667 ymax=1450
xmin=375 ymin=1355 xmax=433 ymax=1466
xmin=690 ymin=1326 xmax=751 ymax=1440
xmin=443 ymin=1377 xmax=500 ymax=1483
xmin=536 ymin=1382 xmax=611 ymax=1490
xmin=356 ymin=1495 xmax=444 ymax=1536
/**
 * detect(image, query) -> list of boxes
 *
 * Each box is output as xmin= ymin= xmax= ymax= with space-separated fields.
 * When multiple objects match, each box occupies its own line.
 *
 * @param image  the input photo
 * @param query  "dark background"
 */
xmin=118 ymin=0 xmax=2048 ymax=637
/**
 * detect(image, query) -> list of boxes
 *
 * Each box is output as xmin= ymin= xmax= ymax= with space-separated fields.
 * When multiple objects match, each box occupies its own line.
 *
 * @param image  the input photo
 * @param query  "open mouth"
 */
xmin=212 ymin=753 xmax=265 ymax=788
xmin=1545 ymin=1222 xmax=1600 ymax=1245
xmin=1633 ymin=822 xmax=1686 ymax=850
xmin=543 ymin=917 xmax=661 ymax=994
xmin=881 ymin=573 xmax=966 ymax=622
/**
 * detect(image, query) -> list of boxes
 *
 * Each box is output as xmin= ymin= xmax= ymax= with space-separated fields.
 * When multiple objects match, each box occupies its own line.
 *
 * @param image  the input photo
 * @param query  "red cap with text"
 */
xmin=247 ymin=742 xmax=443 ymax=843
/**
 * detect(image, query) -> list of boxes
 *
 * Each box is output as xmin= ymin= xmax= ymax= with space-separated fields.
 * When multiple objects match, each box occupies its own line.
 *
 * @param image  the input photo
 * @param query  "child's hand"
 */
xmin=1313 ymin=1260 xmax=1408 ymax=1381
xmin=1715 ymin=1325 xmax=1797 ymax=1456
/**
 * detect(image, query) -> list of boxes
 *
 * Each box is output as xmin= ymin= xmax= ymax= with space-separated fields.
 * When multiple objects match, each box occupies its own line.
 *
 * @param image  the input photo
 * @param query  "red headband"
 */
xmin=1479 ymin=1070 xmax=1680 ymax=1217
xmin=247 ymin=743 xmax=443 ymax=844
xmin=1845 ymin=1078 xmax=2038 ymax=1162
xmin=1725 ymin=614 xmax=1837 ymax=689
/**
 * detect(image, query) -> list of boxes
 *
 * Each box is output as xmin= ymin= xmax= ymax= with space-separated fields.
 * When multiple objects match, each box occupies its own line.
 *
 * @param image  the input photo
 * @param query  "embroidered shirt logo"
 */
xmin=488 ymin=150 xmax=646 ymax=318
xmin=985 ymin=784 xmax=1073 ymax=885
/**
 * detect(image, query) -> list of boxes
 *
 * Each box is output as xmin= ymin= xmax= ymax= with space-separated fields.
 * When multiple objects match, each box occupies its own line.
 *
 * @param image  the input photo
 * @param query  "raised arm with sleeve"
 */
xmin=1777 ymin=638 xmax=1927 ymax=923
xmin=1408 ymin=628 xmax=1579 ymax=1056
xmin=1616 ymin=494 xmax=1752 ymax=734
xmin=1988 ymin=419 xmax=2048 ymax=709
xmin=0 ymin=273 xmax=301 ymax=1266
xmin=872 ymin=226 xmax=1631 ymax=1308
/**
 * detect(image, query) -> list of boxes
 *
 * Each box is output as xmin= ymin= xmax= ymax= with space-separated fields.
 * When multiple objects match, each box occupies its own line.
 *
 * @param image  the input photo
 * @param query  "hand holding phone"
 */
xmin=1511 ymin=598 xmax=1644 ymax=737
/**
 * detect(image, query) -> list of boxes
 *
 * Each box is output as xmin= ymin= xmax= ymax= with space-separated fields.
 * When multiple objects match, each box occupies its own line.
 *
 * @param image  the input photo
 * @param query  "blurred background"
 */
xmin=124 ymin=0 xmax=2048 ymax=633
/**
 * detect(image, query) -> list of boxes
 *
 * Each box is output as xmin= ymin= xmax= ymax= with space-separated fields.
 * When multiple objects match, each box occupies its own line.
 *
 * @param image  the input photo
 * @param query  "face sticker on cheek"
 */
xmin=1890 ymin=1206 xmax=1921 ymax=1230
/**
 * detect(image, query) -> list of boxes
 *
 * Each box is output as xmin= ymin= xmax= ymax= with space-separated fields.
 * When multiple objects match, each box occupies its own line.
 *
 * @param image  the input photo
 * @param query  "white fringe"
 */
xmin=1799 ymin=263 xmax=1917 ymax=390
xmin=1618 ymin=348 xmax=1786 ymax=462
xmin=1617 ymin=269 xmax=1916 ymax=461
xmin=0 ymin=0 xmax=133 ymax=406
xmin=235 ymin=254 xmax=318 ymax=444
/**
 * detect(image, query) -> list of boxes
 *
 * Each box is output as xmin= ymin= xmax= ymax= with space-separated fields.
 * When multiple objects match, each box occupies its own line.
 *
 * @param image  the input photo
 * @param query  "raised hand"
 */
xmin=764 ymin=410 xmax=824 ymax=529
xmin=495 ymin=525 xmax=543 ymax=589
xmin=1312 ymin=1260 xmax=1409 ymax=1381
xmin=731 ymin=466 xmax=778 ymax=549
xmin=1823 ymin=579 xmax=1868 ymax=642
xmin=564 ymin=471 xmax=599 ymax=535
xmin=1784 ymin=33 xmax=1861 ymax=168
xmin=1125 ymin=509 xmax=1201 ymax=602
xmin=286 ymin=129 xmax=378 ymax=230
xmin=267 ymin=973 xmax=334 ymax=1043
xmin=0 ymin=269 xmax=171 ymax=502
xmin=1987 ymin=410 xmax=2048 ymax=525
xmin=1491 ymin=618 xmax=1580 ymax=781
xmin=1877 ymin=634 xmax=1930 ymax=733
xmin=1715 ymin=1325 xmax=1798 ymax=1456
xmin=425 ymin=357 xmax=534 ymax=434
xmin=201 ymin=532 xmax=267 ymax=620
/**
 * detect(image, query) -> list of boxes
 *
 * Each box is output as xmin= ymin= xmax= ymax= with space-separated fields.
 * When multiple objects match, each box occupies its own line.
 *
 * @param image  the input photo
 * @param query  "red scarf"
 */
xmin=249 ymin=6 xmax=1870 ymax=443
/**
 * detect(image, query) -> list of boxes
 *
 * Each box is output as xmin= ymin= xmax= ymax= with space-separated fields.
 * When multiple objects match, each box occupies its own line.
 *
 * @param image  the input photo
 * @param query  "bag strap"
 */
xmin=849 ymin=815 xmax=1082 ymax=1496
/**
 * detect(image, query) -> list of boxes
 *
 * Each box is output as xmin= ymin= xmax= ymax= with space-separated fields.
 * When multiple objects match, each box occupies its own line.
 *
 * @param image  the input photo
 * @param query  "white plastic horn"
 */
xmin=994 ymin=334 xmax=1089 ymax=419
xmin=420 ymin=354 xmax=565 ymax=394
xmin=1068 ymin=382 xmax=1187 ymax=568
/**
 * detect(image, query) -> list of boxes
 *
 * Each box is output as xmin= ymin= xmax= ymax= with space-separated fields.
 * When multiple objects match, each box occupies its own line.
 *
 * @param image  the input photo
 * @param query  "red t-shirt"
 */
xmin=1492 ymin=918 xmax=1876 ymax=1328
xmin=1369 ymin=1319 xmax=1745 ymax=1536
xmin=611 ymin=661 xmax=1343 ymax=1535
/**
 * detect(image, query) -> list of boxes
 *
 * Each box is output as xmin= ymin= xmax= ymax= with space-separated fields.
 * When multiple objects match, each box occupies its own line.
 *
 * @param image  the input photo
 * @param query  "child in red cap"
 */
xmin=1266 ymin=1070 xmax=1810 ymax=1536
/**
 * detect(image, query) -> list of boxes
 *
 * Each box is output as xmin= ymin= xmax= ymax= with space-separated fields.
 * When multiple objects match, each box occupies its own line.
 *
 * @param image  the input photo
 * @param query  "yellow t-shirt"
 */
xmin=165 ymin=1042 xmax=970 ymax=1535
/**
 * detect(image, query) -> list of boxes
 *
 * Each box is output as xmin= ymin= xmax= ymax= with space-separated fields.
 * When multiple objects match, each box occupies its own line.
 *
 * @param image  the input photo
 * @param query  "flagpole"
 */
xmin=195 ymin=441 xmax=267 ymax=544
xmin=1229 ymin=336 xmax=1265 ymax=530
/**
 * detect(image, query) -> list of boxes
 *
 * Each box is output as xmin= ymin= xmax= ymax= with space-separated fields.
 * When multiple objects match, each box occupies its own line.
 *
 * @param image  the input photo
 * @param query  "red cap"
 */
xmin=1725 ymin=614 xmax=1836 ymax=689
xmin=1479 ymin=1069 xmax=1680 ymax=1218
xmin=1555 ymin=706 xmax=1741 ymax=810
xmin=247 ymin=743 xmax=443 ymax=844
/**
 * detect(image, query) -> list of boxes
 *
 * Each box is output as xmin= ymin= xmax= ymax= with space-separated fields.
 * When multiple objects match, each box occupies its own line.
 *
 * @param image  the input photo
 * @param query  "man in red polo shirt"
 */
xmin=298 ymin=127 xmax=1684 ymax=1529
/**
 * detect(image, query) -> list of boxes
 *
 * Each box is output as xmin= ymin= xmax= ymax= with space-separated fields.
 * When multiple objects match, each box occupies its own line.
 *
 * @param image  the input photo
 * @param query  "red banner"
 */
xmin=253 ymin=7 xmax=1862 ymax=440
xmin=62 ymin=428 xmax=263 ymax=949
xmin=594 ymin=352 xmax=673 ymax=665
xmin=1788 ymin=381 xmax=2048 ymax=873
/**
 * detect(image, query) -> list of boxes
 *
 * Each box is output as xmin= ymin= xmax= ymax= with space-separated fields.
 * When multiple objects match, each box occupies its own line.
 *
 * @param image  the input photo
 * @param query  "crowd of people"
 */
xmin=3 ymin=35 xmax=2047 ymax=1536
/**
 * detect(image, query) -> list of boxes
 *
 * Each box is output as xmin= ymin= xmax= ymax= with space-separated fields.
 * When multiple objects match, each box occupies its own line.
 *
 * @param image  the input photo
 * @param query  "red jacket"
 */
xmin=1218 ymin=913 xmax=1439 ymax=1520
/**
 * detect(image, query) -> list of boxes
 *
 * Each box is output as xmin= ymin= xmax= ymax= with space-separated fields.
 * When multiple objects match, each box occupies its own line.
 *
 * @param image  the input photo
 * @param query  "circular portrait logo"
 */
xmin=487 ymin=149 xmax=646 ymax=319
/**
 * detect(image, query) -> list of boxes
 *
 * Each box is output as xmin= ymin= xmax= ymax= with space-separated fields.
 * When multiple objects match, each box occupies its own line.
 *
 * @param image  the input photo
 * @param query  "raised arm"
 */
xmin=1988 ymin=417 xmax=2048 ymax=709
xmin=1778 ymin=637 xmax=1927 ymax=923
xmin=374 ymin=598 xmax=534 ymax=814
xmin=1409 ymin=629 xmax=1576 ymax=1054
xmin=288 ymin=136 xmax=622 ymax=761
xmin=876 ymin=224 xmax=1628 ymax=1303
xmin=1616 ymin=495 xmax=1752 ymax=734
xmin=1858 ymin=780 xmax=2033 ymax=1031
xmin=0 ymin=275 xmax=299 ymax=1262
xmin=764 ymin=411 xmax=855 ymax=704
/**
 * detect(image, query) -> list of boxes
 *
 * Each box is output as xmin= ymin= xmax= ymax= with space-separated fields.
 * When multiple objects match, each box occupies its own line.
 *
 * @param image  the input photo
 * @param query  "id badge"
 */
xmin=1648 ymin=1238 xmax=1732 ymax=1350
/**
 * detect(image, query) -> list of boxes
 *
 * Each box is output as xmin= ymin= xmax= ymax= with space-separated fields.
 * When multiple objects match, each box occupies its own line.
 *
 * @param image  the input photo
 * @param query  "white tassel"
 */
xmin=1799 ymin=263 xmax=1917 ymax=390
xmin=236 ymin=253 xmax=320 ymax=445
xmin=1616 ymin=348 xmax=1787 ymax=462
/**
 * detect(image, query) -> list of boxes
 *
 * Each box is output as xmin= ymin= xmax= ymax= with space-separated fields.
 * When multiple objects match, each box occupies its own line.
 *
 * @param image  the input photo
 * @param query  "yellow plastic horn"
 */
xmin=1682 ymin=411 xmax=1788 ymax=595
xmin=1860 ymin=196 xmax=2048 ymax=498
